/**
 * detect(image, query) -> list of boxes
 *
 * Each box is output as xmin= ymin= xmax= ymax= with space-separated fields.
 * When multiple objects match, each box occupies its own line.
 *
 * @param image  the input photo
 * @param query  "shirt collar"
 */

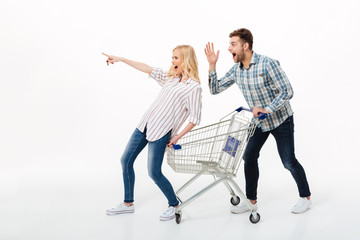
xmin=177 ymin=77 xmax=193 ymax=84
xmin=240 ymin=51 xmax=258 ymax=70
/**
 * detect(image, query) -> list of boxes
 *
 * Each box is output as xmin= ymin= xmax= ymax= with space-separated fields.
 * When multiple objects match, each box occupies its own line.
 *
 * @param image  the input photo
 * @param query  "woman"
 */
xmin=103 ymin=45 xmax=202 ymax=221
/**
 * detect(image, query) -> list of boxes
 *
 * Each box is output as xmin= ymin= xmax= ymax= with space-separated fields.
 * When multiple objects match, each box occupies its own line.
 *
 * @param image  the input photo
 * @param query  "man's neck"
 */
xmin=241 ymin=51 xmax=253 ymax=69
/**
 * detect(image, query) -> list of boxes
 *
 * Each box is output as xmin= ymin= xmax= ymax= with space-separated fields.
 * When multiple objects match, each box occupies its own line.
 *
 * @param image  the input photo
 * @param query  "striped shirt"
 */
xmin=209 ymin=52 xmax=293 ymax=132
xmin=137 ymin=67 xmax=202 ymax=141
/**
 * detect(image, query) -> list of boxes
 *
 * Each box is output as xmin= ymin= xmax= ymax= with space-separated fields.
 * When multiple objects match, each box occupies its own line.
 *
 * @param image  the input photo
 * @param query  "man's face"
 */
xmin=228 ymin=36 xmax=245 ymax=63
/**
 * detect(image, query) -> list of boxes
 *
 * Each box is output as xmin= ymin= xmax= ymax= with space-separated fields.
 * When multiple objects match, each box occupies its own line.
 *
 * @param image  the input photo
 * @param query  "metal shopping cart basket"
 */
xmin=167 ymin=107 xmax=267 ymax=224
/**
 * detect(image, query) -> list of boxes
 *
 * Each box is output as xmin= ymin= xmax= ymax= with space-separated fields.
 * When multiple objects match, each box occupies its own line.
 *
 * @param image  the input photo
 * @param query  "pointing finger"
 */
xmin=102 ymin=52 xmax=110 ymax=57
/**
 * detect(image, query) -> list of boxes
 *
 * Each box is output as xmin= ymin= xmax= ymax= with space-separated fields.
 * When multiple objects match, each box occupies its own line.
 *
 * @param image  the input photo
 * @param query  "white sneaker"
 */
xmin=231 ymin=202 xmax=257 ymax=214
xmin=291 ymin=197 xmax=311 ymax=214
xmin=106 ymin=203 xmax=134 ymax=215
xmin=159 ymin=206 xmax=176 ymax=221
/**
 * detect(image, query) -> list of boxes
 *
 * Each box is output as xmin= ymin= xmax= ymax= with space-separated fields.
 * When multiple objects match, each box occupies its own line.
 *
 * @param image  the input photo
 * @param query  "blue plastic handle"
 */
xmin=235 ymin=106 xmax=268 ymax=119
xmin=172 ymin=144 xmax=182 ymax=150
xmin=235 ymin=106 xmax=248 ymax=112
xmin=257 ymin=113 xmax=268 ymax=120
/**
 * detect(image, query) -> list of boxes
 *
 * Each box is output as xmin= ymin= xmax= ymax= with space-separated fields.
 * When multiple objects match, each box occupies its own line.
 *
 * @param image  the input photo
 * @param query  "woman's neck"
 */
xmin=179 ymin=74 xmax=189 ymax=82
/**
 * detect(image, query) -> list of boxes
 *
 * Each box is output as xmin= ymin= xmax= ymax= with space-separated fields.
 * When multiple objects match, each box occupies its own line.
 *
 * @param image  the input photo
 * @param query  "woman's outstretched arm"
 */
xmin=102 ymin=52 xmax=152 ymax=74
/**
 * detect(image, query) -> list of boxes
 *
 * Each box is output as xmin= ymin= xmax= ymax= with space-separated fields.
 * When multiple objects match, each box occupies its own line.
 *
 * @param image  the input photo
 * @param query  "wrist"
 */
xmin=264 ymin=106 xmax=272 ymax=114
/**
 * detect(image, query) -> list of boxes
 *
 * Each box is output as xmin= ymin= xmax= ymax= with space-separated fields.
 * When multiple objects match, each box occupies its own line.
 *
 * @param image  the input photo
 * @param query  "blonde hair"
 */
xmin=168 ymin=45 xmax=200 ymax=84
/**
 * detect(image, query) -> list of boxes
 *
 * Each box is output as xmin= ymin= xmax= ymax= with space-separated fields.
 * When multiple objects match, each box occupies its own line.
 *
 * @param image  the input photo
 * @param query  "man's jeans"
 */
xmin=243 ymin=116 xmax=311 ymax=200
xmin=121 ymin=128 xmax=179 ymax=207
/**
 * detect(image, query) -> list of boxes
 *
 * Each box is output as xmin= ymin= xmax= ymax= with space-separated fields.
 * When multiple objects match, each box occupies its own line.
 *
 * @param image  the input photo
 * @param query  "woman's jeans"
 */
xmin=121 ymin=127 xmax=179 ymax=207
xmin=243 ymin=116 xmax=311 ymax=200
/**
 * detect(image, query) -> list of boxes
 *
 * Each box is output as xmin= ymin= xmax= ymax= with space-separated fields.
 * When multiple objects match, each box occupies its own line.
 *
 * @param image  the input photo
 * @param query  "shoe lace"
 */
xmin=116 ymin=203 xmax=129 ymax=209
xmin=163 ymin=206 xmax=174 ymax=214
xmin=295 ymin=198 xmax=306 ymax=207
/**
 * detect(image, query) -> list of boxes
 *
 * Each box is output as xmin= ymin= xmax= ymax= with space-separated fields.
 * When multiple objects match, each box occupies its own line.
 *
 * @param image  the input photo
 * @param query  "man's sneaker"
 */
xmin=159 ymin=206 xmax=176 ymax=221
xmin=291 ymin=197 xmax=311 ymax=214
xmin=106 ymin=203 xmax=134 ymax=215
xmin=231 ymin=202 xmax=257 ymax=214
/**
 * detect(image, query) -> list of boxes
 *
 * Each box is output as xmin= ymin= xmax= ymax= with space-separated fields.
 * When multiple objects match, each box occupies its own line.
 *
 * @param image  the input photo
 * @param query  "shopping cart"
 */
xmin=167 ymin=107 xmax=267 ymax=224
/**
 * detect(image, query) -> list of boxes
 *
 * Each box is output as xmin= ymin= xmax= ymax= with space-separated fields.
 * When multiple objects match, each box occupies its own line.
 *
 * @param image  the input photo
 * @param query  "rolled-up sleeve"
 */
xmin=188 ymin=86 xmax=202 ymax=125
xmin=208 ymin=65 xmax=236 ymax=95
xmin=149 ymin=67 xmax=168 ymax=87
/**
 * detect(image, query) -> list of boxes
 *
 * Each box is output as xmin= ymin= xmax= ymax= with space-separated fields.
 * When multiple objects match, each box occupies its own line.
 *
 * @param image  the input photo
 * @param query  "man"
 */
xmin=205 ymin=28 xmax=311 ymax=214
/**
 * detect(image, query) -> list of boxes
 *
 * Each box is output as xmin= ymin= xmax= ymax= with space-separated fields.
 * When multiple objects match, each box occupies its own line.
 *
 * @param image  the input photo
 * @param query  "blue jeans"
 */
xmin=243 ymin=116 xmax=311 ymax=200
xmin=120 ymin=127 xmax=179 ymax=207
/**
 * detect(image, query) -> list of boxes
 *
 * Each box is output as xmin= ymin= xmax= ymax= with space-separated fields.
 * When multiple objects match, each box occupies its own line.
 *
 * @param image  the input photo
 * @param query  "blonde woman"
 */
xmin=102 ymin=45 xmax=202 ymax=221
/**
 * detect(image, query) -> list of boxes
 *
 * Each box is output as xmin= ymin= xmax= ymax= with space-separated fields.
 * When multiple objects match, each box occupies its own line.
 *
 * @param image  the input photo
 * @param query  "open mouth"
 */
xmin=174 ymin=66 xmax=178 ymax=70
xmin=232 ymin=53 xmax=236 ymax=58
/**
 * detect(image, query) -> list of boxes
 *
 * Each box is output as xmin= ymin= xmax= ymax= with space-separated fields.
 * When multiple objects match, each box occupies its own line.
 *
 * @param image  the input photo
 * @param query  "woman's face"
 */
xmin=172 ymin=49 xmax=183 ymax=74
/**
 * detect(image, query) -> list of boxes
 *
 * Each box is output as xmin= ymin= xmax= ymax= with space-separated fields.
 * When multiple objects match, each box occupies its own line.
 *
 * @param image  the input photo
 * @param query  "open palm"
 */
xmin=204 ymin=42 xmax=220 ymax=65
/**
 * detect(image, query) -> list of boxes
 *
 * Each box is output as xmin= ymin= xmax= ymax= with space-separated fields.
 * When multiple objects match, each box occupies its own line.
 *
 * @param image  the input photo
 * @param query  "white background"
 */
xmin=1 ymin=0 xmax=360 ymax=239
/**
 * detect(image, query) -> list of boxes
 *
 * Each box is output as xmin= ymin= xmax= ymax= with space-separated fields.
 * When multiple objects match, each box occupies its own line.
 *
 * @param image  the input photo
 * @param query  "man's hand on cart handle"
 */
xmin=252 ymin=107 xmax=269 ymax=118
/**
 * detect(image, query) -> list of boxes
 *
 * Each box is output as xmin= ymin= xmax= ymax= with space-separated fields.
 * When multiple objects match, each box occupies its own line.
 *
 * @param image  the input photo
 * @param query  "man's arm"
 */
xmin=208 ymin=69 xmax=236 ymax=95
xmin=264 ymin=59 xmax=294 ymax=113
xmin=205 ymin=42 xmax=235 ymax=94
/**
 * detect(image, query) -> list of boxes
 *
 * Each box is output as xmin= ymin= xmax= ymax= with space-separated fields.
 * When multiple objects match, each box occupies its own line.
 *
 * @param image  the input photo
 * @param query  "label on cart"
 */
xmin=223 ymin=136 xmax=240 ymax=157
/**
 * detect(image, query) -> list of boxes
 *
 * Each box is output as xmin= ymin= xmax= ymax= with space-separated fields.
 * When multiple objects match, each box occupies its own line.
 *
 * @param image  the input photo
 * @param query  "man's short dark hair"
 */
xmin=229 ymin=28 xmax=253 ymax=50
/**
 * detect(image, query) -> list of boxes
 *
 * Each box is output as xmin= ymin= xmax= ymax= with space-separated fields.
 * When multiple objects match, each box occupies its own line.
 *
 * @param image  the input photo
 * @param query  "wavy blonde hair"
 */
xmin=168 ymin=45 xmax=200 ymax=84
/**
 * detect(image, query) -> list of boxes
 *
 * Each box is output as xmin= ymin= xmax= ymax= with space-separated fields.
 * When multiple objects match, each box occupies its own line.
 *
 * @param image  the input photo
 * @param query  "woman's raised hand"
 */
xmin=102 ymin=52 xmax=122 ymax=66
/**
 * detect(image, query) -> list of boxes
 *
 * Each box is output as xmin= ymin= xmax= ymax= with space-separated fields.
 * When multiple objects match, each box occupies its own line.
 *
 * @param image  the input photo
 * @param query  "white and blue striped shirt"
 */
xmin=209 ymin=52 xmax=293 ymax=132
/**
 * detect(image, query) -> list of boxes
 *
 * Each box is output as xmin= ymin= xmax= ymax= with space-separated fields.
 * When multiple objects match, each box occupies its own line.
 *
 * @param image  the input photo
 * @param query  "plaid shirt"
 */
xmin=209 ymin=52 xmax=294 ymax=132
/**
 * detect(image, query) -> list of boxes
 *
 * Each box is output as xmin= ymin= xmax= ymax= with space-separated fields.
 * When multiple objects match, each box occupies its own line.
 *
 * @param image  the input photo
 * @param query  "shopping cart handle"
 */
xmin=235 ymin=106 xmax=248 ymax=112
xmin=235 ymin=107 xmax=268 ymax=119
xmin=258 ymin=113 xmax=268 ymax=120
xmin=172 ymin=144 xmax=182 ymax=150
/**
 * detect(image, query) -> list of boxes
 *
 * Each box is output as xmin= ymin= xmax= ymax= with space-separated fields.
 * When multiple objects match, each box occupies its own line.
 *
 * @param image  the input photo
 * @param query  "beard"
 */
xmin=236 ymin=51 xmax=245 ymax=63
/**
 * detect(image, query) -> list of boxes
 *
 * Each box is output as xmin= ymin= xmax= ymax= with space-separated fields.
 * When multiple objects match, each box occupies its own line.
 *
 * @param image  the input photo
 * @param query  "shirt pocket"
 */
xmin=256 ymin=72 xmax=277 ymax=92
xmin=250 ymin=72 xmax=266 ymax=91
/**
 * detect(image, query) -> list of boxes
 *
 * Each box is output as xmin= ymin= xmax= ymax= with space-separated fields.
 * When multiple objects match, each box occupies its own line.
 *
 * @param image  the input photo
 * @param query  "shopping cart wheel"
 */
xmin=249 ymin=212 xmax=261 ymax=224
xmin=230 ymin=196 xmax=240 ymax=206
xmin=175 ymin=212 xmax=182 ymax=224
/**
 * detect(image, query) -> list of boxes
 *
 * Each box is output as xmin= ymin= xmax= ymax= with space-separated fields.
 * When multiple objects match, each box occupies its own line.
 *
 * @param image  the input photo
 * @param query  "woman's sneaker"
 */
xmin=106 ymin=203 xmax=134 ymax=215
xmin=291 ymin=197 xmax=311 ymax=214
xmin=231 ymin=202 xmax=257 ymax=214
xmin=159 ymin=206 xmax=176 ymax=221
